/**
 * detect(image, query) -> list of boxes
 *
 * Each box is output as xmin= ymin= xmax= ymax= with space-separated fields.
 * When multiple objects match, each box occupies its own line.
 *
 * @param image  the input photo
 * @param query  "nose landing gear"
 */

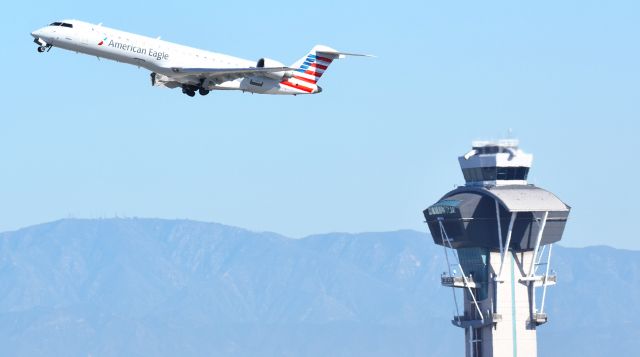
xmin=36 ymin=45 xmax=52 ymax=53
xmin=34 ymin=38 xmax=52 ymax=53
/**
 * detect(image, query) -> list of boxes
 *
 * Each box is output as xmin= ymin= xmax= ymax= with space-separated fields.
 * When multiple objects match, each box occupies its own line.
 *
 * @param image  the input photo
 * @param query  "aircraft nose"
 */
xmin=31 ymin=28 xmax=45 ymax=38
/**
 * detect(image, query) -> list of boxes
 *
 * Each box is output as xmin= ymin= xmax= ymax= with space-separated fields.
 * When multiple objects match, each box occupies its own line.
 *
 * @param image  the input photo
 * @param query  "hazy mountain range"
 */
xmin=0 ymin=218 xmax=637 ymax=356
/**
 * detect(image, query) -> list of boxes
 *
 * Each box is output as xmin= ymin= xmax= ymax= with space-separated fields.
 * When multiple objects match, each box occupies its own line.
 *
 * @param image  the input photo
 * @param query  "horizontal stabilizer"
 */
xmin=316 ymin=50 xmax=376 ymax=59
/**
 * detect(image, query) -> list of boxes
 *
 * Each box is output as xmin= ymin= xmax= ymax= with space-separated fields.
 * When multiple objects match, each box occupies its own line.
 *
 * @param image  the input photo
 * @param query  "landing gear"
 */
xmin=182 ymin=88 xmax=196 ymax=97
xmin=34 ymin=38 xmax=52 ymax=53
xmin=181 ymin=85 xmax=197 ymax=97
xmin=182 ymin=84 xmax=210 ymax=97
xmin=198 ymin=78 xmax=210 ymax=96
xmin=36 ymin=44 xmax=52 ymax=53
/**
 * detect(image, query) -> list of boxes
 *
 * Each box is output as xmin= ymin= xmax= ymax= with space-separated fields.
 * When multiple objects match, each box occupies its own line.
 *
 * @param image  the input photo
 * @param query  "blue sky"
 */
xmin=3 ymin=1 xmax=639 ymax=249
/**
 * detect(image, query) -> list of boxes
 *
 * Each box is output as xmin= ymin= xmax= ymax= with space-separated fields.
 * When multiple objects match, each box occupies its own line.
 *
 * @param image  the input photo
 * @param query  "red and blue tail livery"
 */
xmin=277 ymin=45 xmax=373 ymax=95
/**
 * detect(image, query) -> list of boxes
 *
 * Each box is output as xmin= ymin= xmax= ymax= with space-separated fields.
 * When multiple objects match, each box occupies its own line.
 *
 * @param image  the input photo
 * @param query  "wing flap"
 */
xmin=170 ymin=66 xmax=295 ymax=76
xmin=167 ymin=66 xmax=296 ymax=84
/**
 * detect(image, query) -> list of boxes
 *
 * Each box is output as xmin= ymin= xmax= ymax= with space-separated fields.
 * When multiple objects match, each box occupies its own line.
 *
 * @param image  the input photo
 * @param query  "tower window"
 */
xmin=463 ymin=167 xmax=529 ymax=182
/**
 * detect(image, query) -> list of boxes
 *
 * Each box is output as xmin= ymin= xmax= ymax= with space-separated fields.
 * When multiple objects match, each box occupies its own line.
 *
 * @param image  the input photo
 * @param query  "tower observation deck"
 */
xmin=423 ymin=140 xmax=570 ymax=357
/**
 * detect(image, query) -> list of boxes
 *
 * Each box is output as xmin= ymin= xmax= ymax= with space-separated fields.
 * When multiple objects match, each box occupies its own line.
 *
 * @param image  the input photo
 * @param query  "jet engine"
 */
xmin=256 ymin=58 xmax=293 ymax=80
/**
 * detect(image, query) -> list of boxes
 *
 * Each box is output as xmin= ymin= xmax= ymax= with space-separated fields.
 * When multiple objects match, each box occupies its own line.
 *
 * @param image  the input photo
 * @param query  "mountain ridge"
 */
xmin=0 ymin=218 xmax=637 ymax=356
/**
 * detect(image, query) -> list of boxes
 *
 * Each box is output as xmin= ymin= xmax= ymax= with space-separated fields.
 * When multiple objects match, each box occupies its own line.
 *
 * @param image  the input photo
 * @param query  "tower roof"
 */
xmin=456 ymin=185 xmax=570 ymax=213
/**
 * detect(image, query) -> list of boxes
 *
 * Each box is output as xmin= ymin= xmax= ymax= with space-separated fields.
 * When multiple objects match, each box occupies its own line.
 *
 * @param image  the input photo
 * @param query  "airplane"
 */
xmin=31 ymin=20 xmax=372 ymax=97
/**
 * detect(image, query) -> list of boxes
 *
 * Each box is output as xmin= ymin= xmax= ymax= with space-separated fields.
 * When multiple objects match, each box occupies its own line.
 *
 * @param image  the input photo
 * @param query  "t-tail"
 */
xmin=279 ymin=45 xmax=373 ymax=94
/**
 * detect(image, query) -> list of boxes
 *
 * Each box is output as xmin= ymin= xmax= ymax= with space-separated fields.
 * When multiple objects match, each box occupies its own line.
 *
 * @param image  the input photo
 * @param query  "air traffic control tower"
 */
xmin=423 ymin=140 xmax=570 ymax=357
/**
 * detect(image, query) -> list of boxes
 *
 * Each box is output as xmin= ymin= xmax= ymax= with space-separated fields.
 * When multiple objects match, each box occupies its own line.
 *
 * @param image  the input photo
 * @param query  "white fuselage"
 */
xmin=31 ymin=20 xmax=321 ymax=95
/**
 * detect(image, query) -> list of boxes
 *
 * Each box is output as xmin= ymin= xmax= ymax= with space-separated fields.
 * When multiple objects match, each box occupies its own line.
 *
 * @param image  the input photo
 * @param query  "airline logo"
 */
xmin=98 ymin=36 xmax=107 ymax=46
xmin=294 ymin=54 xmax=332 ymax=84
xmin=280 ymin=53 xmax=333 ymax=93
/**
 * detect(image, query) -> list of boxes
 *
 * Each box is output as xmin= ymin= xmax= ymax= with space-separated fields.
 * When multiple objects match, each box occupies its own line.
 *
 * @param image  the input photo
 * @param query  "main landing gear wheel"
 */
xmin=199 ymin=88 xmax=210 ymax=96
xmin=182 ymin=87 xmax=196 ymax=97
xmin=37 ymin=46 xmax=46 ymax=53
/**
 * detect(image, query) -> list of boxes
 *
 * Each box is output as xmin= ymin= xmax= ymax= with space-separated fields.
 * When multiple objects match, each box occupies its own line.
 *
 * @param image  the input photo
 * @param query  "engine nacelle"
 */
xmin=257 ymin=57 xmax=293 ymax=80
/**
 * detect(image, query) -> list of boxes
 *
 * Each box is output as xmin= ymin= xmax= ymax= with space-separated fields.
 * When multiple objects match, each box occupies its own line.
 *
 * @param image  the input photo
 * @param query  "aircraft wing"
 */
xmin=169 ymin=66 xmax=295 ymax=82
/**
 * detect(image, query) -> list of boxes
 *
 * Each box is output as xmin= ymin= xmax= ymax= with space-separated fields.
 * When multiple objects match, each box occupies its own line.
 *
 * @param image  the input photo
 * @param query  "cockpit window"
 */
xmin=48 ymin=22 xmax=73 ymax=28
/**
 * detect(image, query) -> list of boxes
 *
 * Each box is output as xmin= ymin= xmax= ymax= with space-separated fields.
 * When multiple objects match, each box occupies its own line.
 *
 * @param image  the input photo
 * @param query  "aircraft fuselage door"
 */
xmin=62 ymin=27 xmax=73 ymax=42
xmin=51 ymin=26 xmax=60 ymax=42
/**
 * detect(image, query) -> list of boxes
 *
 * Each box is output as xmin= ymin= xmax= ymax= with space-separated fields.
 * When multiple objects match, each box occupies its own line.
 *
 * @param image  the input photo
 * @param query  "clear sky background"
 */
xmin=2 ymin=1 xmax=639 ymax=249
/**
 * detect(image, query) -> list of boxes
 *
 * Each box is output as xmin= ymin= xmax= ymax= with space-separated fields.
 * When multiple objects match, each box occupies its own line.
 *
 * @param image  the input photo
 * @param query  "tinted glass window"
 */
xmin=462 ymin=168 xmax=484 ymax=181
xmin=61 ymin=23 xmax=73 ymax=28
xmin=462 ymin=169 xmax=472 ymax=182
xmin=496 ymin=167 xmax=530 ymax=180
xmin=427 ymin=200 xmax=460 ymax=216
xmin=495 ymin=167 xmax=509 ymax=180
xmin=496 ymin=167 xmax=509 ymax=180
xmin=481 ymin=166 xmax=497 ymax=180
xmin=50 ymin=22 xmax=62 ymax=26
xmin=463 ymin=166 xmax=530 ymax=182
